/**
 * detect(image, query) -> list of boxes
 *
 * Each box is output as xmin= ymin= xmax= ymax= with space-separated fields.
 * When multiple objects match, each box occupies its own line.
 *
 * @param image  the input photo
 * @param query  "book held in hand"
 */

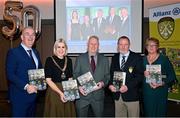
xmin=146 ymin=64 xmax=162 ymax=84
xmin=77 ymin=71 xmax=97 ymax=95
xmin=28 ymin=69 xmax=47 ymax=90
xmin=113 ymin=71 xmax=126 ymax=91
xmin=62 ymin=79 xmax=80 ymax=101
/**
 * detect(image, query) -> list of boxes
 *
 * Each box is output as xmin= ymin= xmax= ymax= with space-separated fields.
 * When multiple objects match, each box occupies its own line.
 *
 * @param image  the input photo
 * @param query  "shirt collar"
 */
xmin=21 ymin=43 xmax=32 ymax=51
xmin=120 ymin=51 xmax=130 ymax=57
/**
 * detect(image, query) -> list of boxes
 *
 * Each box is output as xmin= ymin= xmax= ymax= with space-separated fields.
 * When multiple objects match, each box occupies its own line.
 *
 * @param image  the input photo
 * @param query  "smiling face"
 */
xmin=21 ymin=27 xmax=35 ymax=48
xmin=121 ymin=8 xmax=128 ymax=17
xmin=146 ymin=41 xmax=159 ymax=54
xmin=55 ymin=42 xmax=66 ymax=58
xmin=88 ymin=36 xmax=99 ymax=55
xmin=72 ymin=10 xmax=78 ymax=19
xmin=145 ymin=38 xmax=160 ymax=55
xmin=97 ymin=9 xmax=103 ymax=18
xmin=110 ymin=7 xmax=116 ymax=16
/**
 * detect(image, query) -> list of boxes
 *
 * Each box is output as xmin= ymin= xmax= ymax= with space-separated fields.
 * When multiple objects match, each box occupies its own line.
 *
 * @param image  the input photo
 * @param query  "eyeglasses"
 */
xmin=147 ymin=45 xmax=157 ymax=47
xmin=23 ymin=33 xmax=35 ymax=38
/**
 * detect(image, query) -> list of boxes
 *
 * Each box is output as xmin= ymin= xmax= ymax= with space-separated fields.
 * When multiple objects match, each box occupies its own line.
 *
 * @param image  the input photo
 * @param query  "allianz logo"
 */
xmin=153 ymin=7 xmax=180 ymax=17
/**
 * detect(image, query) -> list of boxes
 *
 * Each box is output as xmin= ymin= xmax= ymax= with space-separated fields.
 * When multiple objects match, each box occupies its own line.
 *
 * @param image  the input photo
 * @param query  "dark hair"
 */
xmin=72 ymin=10 xmax=78 ymax=19
xmin=88 ymin=35 xmax=99 ymax=42
xmin=117 ymin=36 xmax=130 ymax=44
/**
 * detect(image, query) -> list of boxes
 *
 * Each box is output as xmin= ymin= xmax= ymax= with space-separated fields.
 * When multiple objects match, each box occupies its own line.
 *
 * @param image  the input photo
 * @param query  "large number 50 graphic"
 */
xmin=2 ymin=1 xmax=41 ymax=40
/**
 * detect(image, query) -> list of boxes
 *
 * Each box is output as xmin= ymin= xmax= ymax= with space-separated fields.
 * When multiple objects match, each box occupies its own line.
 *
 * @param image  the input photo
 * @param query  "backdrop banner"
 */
xmin=149 ymin=3 xmax=180 ymax=102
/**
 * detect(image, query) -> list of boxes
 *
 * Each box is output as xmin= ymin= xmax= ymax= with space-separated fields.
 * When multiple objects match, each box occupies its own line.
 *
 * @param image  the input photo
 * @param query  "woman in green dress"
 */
xmin=143 ymin=37 xmax=176 ymax=117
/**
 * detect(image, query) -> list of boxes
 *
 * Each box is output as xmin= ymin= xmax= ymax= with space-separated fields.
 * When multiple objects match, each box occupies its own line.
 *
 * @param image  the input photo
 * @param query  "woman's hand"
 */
xmin=149 ymin=81 xmax=165 ymax=89
xmin=59 ymin=93 xmax=67 ymax=103
xmin=144 ymin=71 xmax=150 ymax=78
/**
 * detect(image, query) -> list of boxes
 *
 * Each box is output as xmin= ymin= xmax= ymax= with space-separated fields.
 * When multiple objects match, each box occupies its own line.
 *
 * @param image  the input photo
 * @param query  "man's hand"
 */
xmin=27 ymin=85 xmax=37 ymax=94
xmin=94 ymin=81 xmax=104 ymax=91
xmin=109 ymin=85 xmax=116 ymax=92
xmin=79 ymin=86 xmax=87 ymax=96
xmin=119 ymin=85 xmax=128 ymax=93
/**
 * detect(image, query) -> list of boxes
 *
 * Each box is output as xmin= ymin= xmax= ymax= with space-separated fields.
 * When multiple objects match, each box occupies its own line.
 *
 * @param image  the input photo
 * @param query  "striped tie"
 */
xmin=121 ymin=56 xmax=126 ymax=69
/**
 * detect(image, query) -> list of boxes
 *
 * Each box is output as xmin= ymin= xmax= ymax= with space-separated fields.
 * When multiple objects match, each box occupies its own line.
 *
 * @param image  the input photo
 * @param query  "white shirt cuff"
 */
xmin=24 ymin=84 xmax=29 ymax=90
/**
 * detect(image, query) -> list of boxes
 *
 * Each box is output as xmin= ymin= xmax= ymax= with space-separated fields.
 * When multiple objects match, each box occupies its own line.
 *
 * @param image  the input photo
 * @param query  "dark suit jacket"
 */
xmin=74 ymin=52 xmax=110 ymax=107
xmin=6 ymin=45 xmax=42 ymax=104
xmin=92 ymin=17 xmax=106 ymax=39
xmin=118 ymin=17 xmax=129 ymax=37
xmin=109 ymin=51 xmax=143 ymax=101
xmin=105 ymin=15 xmax=120 ymax=39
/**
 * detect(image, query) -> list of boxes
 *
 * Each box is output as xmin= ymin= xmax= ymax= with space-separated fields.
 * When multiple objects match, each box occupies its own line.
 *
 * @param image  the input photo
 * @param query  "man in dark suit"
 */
xmin=109 ymin=36 xmax=143 ymax=117
xmin=92 ymin=9 xmax=106 ymax=40
xmin=105 ymin=7 xmax=120 ymax=40
xmin=74 ymin=35 xmax=110 ymax=117
xmin=118 ymin=7 xmax=130 ymax=37
xmin=6 ymin=27 xmax=42 ymax=117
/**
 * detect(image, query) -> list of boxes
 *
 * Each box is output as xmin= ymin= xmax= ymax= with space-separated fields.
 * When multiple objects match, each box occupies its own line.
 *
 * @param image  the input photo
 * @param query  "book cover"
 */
xmin=77 ymin=71 xmax=97 ymax=95
xmin=146 ymin=64 xmax=162 ymax=84
xmin=113 ymin=71 xmax=126 ymax=91
xmin=62 ymin=79 xmax=80 ymax=101
xmin=28 ymin=69 xmax=47 ymax=90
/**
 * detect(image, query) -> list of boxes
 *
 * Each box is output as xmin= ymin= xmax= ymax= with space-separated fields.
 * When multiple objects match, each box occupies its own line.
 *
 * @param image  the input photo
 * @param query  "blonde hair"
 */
xmin=145 ymin=37 xmax=159 ymax=47
xmin=53 ymin=38 xmax=68 ymax=56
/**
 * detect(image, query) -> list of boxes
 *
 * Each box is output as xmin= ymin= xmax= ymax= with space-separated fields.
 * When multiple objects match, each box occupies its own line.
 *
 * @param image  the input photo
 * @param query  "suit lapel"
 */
xmin=19 ymin=45 xmax=36 ymax=69
xmin=32 ymin=49 xmax=41 ymax=68
xmin=84 ymin=53 xmax=93 ymax=73
xmin=19 ymin=45 xmax=31 ymax=61
xmin=117 ymin=53 xmax=121 ymax=70
xmin=123 ymin=51 xmax=133 ymax=70
xmin=94 ymin=54 xmax=100 ymax=74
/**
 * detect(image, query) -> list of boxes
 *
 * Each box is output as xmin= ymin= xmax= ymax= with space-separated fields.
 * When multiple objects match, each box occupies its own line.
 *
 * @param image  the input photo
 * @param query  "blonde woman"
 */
xmin=44 ymin=38 xmax=75 ymax=117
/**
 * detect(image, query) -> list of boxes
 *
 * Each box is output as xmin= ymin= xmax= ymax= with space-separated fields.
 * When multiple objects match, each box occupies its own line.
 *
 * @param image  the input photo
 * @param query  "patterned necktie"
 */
xmin=91 ymin=56 xmax=96 ymax=73
xmin=27 ymin=50 xmax=36 ymax=67
xmin=121 ymin=56 xmax=126 ymax=69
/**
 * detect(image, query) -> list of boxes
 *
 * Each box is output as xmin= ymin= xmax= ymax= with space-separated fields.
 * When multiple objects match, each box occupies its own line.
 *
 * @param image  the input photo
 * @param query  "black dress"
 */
xmin=71 ymin=21 xmax=81 ymax=40
xmin=44 ymin=55 xmax=76 ymax=117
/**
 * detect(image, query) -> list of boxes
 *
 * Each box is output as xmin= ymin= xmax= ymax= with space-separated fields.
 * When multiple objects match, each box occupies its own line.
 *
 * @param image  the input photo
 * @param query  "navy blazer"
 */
xmin=6 ymin=45 xmax=42 ymax=103
xmin=109 ymin=51 xmax=144 ymax=101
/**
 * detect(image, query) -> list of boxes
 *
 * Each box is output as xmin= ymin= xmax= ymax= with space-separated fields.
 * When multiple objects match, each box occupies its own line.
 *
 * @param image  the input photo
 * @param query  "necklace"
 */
xmin=147 ymin=53 xmax=159 ymax=64
xmin=51 ymin=56 xmax=67 ymax=79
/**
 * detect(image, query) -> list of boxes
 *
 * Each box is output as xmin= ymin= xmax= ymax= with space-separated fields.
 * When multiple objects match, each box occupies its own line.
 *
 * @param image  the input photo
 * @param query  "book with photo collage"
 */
xmin=146 ymin=64 xmax=162 ymax=84
xmin=77 ymin=71 xmax=97 ymax=95
xmin=113 ymin=71 xmax=126 ymax=91
xmin=28 ymin=69 xmax=47 ymax=90
xmin=62 ymin=79 xmax=80 ymax=101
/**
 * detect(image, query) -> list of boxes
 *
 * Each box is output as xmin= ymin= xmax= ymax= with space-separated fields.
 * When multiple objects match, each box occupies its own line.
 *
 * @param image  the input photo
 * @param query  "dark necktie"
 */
xmin=27 ymin=50 xmax=36 ymax=67
xmin=121 ymin=56 xmax=126 ymax=69
xmin=91 ymin=56 xmax=96 ymax=73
